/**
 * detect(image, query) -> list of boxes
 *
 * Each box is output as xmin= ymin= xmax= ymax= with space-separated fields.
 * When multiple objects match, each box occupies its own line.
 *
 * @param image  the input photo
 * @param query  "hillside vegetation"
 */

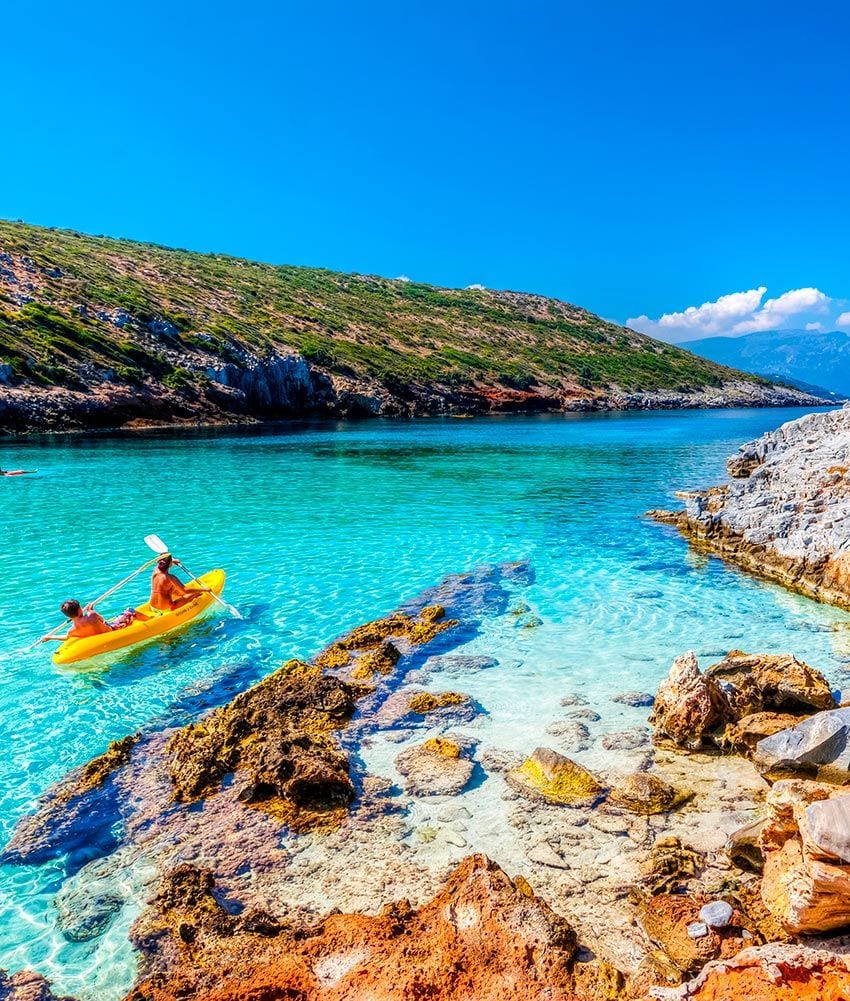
xmin=0 ymin=220 xmax=813 ymax=432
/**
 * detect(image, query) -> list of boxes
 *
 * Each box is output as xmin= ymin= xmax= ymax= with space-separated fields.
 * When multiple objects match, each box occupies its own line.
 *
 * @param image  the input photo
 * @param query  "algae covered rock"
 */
xmin=506 ymin=747 xmax=603 ymax=806
xmin=407 ymin=691 xmax=469 ymax=715
xmin=395 ymin=737 xmax=474 ymax=796
xmin=167 ymin=660 xmax=363 ymax=823
xmin=609 ymin=772 xmax=691 ymax=815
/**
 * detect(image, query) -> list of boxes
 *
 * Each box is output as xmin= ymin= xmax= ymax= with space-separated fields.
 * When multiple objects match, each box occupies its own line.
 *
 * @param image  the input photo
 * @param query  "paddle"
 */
xmin=30 ymin=553 xmax=162 ymax=649
xmin=144 ymin=534 xmax=242 ymax=619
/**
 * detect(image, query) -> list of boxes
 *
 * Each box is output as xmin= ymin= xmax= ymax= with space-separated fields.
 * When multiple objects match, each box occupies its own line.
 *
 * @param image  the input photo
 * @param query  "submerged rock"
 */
xmin=609 ymin=773 xmax=690 ymax=815
xmin=506 ymin=747 xmax=604 ymax=806
xmin=613 ymin=691 xmax=655 ymax=707
xmin=395 ymin=738 xmax=474 ymax=796
xmin=0 ymin=970 xmax=75 ymax=1001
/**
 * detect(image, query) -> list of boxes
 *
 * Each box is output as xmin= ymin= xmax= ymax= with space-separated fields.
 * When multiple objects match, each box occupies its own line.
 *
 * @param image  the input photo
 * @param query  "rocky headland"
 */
xmin=650 ymin=405 xmax=850 ymax=610
xmin=0 ymin=221 xmax=825 ymax=434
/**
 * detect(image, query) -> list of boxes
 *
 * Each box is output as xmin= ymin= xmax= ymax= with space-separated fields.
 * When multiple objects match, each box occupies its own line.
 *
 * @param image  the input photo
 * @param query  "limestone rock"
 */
xmin=609 ymin=773 xmax=689 ymax=815
xmin=722 ymin=711 xmax=802 ymax=756
xmin=506 ymin=747 xmax=604 ymax=806
xmin=648 ymin=407 xmax=850 ymax=612
xmin=758 ymin=781 xmax=850 ymax=933
xmin=726 ymin=817 xmax=766 ymax=873
xmin=395 ymin=738 xmax=474 ymax=796
xmin=753 ymin=707 xmax=850 ymax=784
xmin=127 ymin=854 xmax=588 ymax=1001
xmin=706 ymin=651 xmax=835 ymax=715
xmin=649 ymin=652 xmax=730 ymax=749
xmin=804 ymin=794 xmax=850 ymax=862
xmin=649 ymin=943 xmax=850 ymax=1001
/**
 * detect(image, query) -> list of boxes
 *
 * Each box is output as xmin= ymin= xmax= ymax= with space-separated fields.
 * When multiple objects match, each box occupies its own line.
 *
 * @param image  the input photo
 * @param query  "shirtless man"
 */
xmin=41 ymin=600 xmax=113 ymax=642
xmin=150 ymin=555 xmax=201 ymax=611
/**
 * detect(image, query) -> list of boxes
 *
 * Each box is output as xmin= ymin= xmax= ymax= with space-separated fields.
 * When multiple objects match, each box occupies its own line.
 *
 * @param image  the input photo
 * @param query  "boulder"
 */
xmin=609 ymin=773 xmax=690 ymax=815
xmin=758 ymin=781 xmax=850 ymax=933
xmin=395 ymin=738 xmax=474 ymax=796
xmin=706 ymin=651 xmax=835 ymax=715
xmin=506 ymin=747 xmax=604 ymax=806
xmin=649 ymin=652 xmax=730 ymax=749
xmin=753 ymin=707 xmax=850 ymax=784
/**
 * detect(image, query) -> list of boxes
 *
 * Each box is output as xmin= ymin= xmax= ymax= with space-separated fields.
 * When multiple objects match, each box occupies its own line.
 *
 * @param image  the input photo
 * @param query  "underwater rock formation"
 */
xmin=507 ymin=747 xmax=604 ymax=806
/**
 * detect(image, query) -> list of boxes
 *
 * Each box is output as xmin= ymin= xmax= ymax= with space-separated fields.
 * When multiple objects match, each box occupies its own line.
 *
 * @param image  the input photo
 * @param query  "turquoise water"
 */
xmin=1 ymin=408 xmax=849 ymax=995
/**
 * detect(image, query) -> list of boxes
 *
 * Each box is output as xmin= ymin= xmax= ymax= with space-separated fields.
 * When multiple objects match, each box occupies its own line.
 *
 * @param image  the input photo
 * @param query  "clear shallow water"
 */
xmin=1 ymin=408 xmax=849 ymax=996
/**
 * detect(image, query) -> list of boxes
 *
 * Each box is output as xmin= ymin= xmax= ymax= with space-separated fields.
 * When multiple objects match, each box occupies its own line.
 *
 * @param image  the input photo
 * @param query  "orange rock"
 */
xmin=647 ymin=943 xmax=850 ymax=1000
xmin=126 ymin=855 xmax=593 ymax=1001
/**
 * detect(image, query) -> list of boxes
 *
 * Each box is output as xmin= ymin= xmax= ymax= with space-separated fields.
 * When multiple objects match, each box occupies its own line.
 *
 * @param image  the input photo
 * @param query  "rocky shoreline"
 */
xmin=0 ymin=366 xmax=826 ymax=436
xmin=4 ymin=551 xmax=850 ymax=1000
xmin=650 ymin=406 xmax=850 ymax=610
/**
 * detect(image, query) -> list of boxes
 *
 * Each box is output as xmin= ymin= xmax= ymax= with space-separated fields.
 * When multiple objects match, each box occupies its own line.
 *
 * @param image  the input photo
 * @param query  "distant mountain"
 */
xmin=684 ymin=328 xmax=850 ymax=399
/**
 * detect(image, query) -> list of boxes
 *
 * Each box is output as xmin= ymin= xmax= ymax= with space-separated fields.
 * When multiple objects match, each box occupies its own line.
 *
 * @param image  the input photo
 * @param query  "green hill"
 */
xmin=0 ymin=220 xmax=818 ymax=432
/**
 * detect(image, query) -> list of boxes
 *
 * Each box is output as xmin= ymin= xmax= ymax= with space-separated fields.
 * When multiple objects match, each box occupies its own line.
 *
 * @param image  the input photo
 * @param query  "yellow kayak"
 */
xmin=52 ymin=569 xmax=226 ymax=666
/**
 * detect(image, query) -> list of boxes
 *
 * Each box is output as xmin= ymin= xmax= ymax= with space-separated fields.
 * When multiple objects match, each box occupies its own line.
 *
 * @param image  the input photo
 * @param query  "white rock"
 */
xmin=699 ymin=900 xmax=734 ymax=928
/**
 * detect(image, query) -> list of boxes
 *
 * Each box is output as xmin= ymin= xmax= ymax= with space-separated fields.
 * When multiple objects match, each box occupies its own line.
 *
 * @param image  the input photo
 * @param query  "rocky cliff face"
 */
xmin=650 ymin=406 xmax=850 ymax=609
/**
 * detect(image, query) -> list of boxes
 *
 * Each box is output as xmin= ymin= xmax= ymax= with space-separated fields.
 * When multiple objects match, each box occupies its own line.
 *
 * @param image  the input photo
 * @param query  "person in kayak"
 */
xmin=150 ymin=555 xmax=201 ymax=611
xmin=40 ymin=600 xmax=113 ymax=642
xmin=40 ymin=600 xmax=151 ymax=643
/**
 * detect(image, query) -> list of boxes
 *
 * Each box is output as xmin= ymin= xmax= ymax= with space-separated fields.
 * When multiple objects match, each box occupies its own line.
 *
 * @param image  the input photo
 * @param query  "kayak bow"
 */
xmin=51 ymin=569 xmax=226 ymax=665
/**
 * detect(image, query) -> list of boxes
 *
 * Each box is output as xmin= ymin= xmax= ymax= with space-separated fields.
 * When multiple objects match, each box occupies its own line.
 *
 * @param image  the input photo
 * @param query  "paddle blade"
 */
xmin=144 ymin=534 xmax=170 ymax=555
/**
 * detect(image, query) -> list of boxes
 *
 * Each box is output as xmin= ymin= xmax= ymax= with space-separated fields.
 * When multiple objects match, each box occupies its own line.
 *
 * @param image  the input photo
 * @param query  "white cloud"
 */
xmin=466 ymin=283 xmax=486 ymax=291
xmin=395 ymin=274 xmax=411 ymax=283
xmin=838 ymin=312 xmax=850 ymax=329
xmin=628 ymin=286 xmax=837 ymax=342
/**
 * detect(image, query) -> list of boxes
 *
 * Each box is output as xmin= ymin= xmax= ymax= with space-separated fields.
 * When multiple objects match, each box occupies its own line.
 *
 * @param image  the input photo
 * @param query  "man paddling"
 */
xmin=150 ymin=555 xmax=201 ymax=611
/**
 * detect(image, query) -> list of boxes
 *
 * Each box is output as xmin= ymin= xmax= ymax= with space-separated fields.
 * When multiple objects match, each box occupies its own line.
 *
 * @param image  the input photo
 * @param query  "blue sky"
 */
xmin=3 ymin=1 xmax=849 ymax=339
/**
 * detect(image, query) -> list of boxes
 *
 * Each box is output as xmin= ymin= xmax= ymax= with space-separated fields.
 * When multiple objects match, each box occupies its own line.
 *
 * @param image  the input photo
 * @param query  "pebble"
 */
xmin=699 ymin=900 xmax=734 ymax=928
xmin=687 ymin=922 xmax=709 ymax=939
xmin=612 ymin=691 xmax=655 ymax=707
